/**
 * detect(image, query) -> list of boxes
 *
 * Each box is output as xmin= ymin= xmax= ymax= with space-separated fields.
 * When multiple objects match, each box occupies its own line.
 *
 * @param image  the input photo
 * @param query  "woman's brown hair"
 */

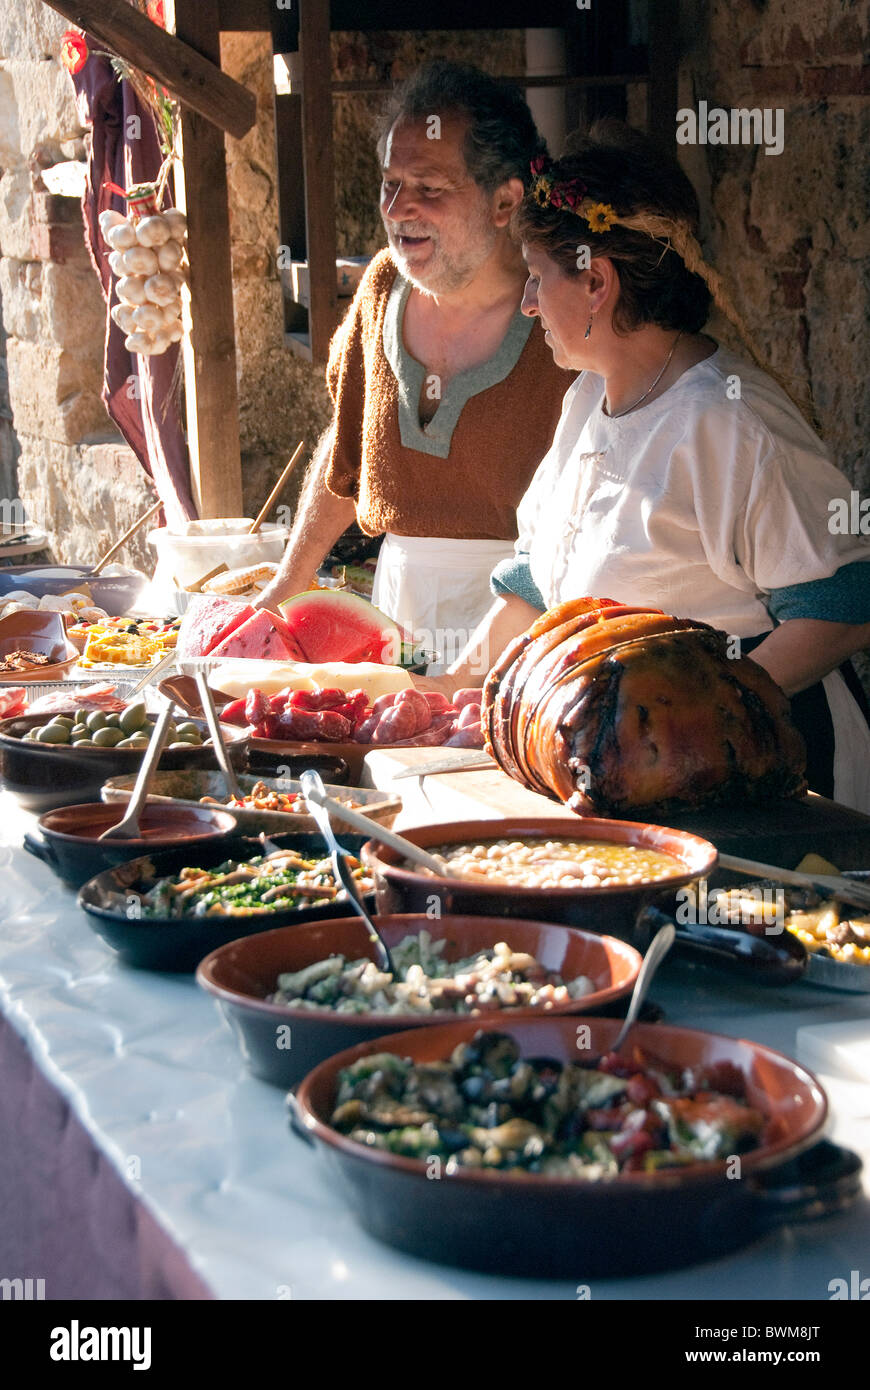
xmin=515 ymin=120 xmax=712 ymax=335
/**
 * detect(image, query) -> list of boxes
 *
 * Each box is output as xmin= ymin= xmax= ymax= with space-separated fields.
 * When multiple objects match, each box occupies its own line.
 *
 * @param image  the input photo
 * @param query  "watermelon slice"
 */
xmin=176 ymin=595 xmax=255 ymax=658
xmin=278 ymin=590 xmax=402 ymax=665
xmin=208 ymin=607 xmax=305 ymax=662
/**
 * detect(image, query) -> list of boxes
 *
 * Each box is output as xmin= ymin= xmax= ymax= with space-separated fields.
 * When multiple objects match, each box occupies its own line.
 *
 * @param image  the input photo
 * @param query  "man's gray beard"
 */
xmin=387 ymin=219 xmax=498 ymax=296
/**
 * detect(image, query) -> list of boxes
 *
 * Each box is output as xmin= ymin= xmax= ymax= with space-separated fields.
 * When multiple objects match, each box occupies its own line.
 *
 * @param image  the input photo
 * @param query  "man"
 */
xmin=258 ymin=61 xmax=573 ymax=672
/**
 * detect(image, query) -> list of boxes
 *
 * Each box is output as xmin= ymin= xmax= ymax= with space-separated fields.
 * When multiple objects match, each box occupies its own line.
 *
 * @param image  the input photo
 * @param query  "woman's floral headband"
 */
xmin=529 ymin=155 xmax=617 ymax=233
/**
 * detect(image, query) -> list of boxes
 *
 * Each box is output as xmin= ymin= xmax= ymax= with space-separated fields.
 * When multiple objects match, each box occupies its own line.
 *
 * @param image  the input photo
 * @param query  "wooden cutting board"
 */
xmin=364 ymin=746 xmax=870 ymax=869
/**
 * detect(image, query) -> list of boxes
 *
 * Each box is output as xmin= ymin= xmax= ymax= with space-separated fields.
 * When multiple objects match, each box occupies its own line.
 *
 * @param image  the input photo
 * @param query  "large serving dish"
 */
xmin=0 ymin=610 xmax=78 ymax=682
xmin=25 ymin=802 xmax=238 ymax=889
xmin=77 ymin=832 xmax=372 ymax=971
xmin=363 ymin=817 xmax=717 ymax=942
xmin=0 ymin=565 xmax=147 ymax=615
xmin=0 ymin=712 xmax=248 ymax=813
xmin=290 ymin=1014 xmax=855 ymax=1278
xmin=196 ymin=915 xmax=642 ymax=1087
xmin=100 ymin=768 xmax=401 ymax=836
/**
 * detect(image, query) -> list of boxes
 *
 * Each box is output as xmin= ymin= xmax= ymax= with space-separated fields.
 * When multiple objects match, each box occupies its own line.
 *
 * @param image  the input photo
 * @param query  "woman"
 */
xmin=420 ymin=123 xmax=870 ymax=811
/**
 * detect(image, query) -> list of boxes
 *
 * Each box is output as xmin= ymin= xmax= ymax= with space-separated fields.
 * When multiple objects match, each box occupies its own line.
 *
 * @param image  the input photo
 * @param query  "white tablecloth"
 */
xmin=2 ymin=789 xmax=869 ymax=1300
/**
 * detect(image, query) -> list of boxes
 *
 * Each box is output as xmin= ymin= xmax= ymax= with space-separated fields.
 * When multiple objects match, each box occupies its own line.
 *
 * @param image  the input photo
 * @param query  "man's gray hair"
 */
xmin=375 ymin=60 xmax=546 ymax=194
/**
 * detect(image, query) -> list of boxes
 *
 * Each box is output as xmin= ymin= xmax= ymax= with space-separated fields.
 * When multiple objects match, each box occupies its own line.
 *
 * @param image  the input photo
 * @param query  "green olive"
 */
xmin=167 ymin=741 xmax=195 ymax=750
xmin=92 ymin=726 xmax=125 ymax=747
xmin=119 ymin=701 xmax=147 ymax=734
xmin=127 ymin=735 xmax=150 ymax=749
xmin=86 ymin=710 xmax=108 ymax=732
xmin=104 ymin=713 xmax=122 ymax=728
xmin=71 ymin=737 xmax=96 ymax=747
xmin=36 ymin=723 xmax=71 ymax=744
xmin=175 ymin=721 xmax=200 ymax=738
xmin=53 ymin=716 xmax=75 ymax=728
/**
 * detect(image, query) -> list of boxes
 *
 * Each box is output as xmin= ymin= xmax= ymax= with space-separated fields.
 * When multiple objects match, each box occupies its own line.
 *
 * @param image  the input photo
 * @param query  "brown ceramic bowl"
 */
xmin=363 ymin=817 xmax=718 ymax=943
xmin=0 ymin=712 xmax=248 ymax=813
xmin=291 ymin=1014 xmax=837 ymax=1278
xmin=25 ymin=801 xmax=238 ymax=889
xmin=196 ymin=914 xmax=642 ymax=1088
xmin=0 ymin=609 xmax=78 ymax=681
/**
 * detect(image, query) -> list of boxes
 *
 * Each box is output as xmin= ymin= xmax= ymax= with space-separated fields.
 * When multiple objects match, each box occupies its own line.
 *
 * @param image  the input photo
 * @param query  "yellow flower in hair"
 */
xmin=585 ymin=201 xmax=617 ymax=233
xmin=532 ymin=177 xmax=553 ymax=208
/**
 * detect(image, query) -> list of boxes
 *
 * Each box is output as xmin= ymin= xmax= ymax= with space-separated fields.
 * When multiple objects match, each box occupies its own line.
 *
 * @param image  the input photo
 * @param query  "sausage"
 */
xmin=452 ymin=688 xmax=483 ymax=710
xmin=313 ymin=709 xmax=352 ymax=741
xmin=245 ymin=688 xmax=271 ymax=728
xmin=456 ymin=702 xmax=482 ymax=730
xmin=445 ymin=725 xmax=486 ymax=748
xmin=370 ymin=701 xmax=418 ymax=743
xmin=394 ymin=687 xmax=432 ymax=733
xmin=423 ymin=691 xmax=451 ymax=714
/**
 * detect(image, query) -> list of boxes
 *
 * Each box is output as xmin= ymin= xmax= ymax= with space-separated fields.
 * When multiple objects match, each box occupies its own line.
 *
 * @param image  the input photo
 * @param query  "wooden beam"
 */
xmin=42 ymin=0 xmax=256 ymax=138
xmin=217 ymin=0 xmax=273 ymax=32
xmin=168 ymin=0 xmax=243 ymax=519
xmin=299 ymin=0 xmax=338 ymax=362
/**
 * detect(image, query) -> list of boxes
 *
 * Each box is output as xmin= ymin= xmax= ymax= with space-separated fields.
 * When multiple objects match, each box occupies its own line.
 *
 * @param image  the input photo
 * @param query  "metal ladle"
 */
xmin=98 ymin=697 xmax=176 ymax=841
xmin=300 ymin=769 xmax=395 ymax=974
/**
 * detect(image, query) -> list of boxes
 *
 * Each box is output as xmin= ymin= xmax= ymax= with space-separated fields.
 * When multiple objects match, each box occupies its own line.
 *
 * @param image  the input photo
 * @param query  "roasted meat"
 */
xmin=483 ymin=599 xmax=807 ymax=818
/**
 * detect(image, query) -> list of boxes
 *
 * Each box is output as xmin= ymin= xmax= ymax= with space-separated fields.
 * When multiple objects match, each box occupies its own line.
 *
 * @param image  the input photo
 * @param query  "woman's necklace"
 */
xmin=604 ymin=331 xmax=683 ymax=419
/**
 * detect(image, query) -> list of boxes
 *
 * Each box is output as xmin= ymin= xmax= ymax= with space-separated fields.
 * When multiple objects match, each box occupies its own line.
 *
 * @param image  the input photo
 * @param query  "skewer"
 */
xmin=90 ymin=497 xmax=163 ymax=574
xmin=248 ymin=441 xmax=305 ymax=534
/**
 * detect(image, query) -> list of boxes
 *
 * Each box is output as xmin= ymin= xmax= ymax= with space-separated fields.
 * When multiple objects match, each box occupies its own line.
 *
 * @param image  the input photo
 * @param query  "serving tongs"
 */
xmin=300 ymin=769 xmax=395 ymax=974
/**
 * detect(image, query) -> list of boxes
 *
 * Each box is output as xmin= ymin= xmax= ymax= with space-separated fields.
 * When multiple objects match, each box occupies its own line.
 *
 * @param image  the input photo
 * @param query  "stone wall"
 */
xmin=0 ymin=0 xmax=154 ymax=569
xmin=678 ymin=0 xmax=869 ymax=490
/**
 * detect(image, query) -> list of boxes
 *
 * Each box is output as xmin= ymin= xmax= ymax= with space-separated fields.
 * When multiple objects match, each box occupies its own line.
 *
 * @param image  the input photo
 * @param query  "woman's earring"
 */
xmin=584 ymin=315 xmax=593 ymax=340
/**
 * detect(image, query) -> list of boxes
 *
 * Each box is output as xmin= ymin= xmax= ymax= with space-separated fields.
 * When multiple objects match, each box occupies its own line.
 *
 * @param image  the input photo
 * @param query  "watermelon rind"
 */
xmin=278 ymin=590 xmax=402 ymax=665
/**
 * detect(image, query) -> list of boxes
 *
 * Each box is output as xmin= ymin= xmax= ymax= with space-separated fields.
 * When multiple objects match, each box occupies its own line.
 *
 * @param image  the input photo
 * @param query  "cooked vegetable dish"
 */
xmin=270 ymin=932 xmax=595 ymax=1016
xmin=702 ymin=879 xmax=870 ymax=968
xmin=200 ymin=779 xmax=363 ymax=816
xmin=420 ymin=838 xmax=684 ymax=888
xmin=330 ymin=1031 xmax=766 ymax=1176
xmin=140 ymin=848 xmax=373 ymax=917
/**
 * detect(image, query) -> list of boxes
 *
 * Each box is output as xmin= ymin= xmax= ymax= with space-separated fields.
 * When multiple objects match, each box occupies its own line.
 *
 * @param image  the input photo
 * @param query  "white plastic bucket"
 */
xmin=147 ymin=521 xmax=289 ymax=590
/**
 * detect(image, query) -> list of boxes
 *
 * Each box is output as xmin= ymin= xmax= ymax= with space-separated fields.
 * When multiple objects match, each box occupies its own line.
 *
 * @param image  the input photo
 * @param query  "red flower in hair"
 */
xmin=530 ymin=154 xmax=552 ymax=178
xmin=561 ymin=180 xmax=587 ymax=211
xmin=59 ymin=30 xmax=88 ymax=75
xmin=549 ymin=189 xmax=563 ymax=209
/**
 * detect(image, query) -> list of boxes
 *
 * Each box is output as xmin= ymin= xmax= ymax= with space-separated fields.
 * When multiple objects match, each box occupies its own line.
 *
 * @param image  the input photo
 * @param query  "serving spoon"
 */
xmin=295 ymin=779 xmax=459 ymax=878
xmin=300 ymin=769 xmax=395 ymax=974
xmin=610 ymin=921 xmax=676 ymax=1054
xmin=98 ymin=697 xmax=176 ymax=841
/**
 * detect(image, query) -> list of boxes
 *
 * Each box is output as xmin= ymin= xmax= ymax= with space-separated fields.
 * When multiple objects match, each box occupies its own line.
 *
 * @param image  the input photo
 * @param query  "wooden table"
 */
xmin=363 ymin=747 xmax=870 ymax=868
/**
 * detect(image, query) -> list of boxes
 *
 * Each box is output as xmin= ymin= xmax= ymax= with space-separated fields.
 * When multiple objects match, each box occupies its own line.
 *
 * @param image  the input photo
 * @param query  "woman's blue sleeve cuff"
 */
xmin=768 ymin=560 xmax=870 ymax=624
xmin=491 ymin=554 xmax=545 ymax=610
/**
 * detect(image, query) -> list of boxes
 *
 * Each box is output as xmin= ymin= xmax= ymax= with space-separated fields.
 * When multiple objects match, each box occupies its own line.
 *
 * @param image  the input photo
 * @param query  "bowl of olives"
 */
xmin=0 ymin=700 xmax=248 ymax=812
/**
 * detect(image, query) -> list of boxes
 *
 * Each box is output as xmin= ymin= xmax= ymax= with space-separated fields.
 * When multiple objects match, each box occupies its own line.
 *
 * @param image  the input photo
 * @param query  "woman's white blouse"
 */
xmin=517 ymin=344 xmax=867 ymax=638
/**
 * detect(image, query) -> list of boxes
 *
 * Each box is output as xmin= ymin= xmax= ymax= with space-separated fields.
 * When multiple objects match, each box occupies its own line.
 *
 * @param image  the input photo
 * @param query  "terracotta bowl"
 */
xmin=0 ymin=609 xmax=78 ymax=682
xmin=0 ymin=712 xmax=248 ymax=813
xmin=292 ymin=1014 xmax=835 ymax=1278
xmin=196 ymin=914 xmax=642 ymax=1088
xmin=363 ymin=816 xmax=718 ymax=943
xmin=25 ymin=801 xmax=238 ymax=889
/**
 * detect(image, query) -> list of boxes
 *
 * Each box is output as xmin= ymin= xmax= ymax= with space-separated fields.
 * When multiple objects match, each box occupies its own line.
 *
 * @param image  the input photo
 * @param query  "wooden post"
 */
xmin=299 ymin=0 xmax=338 ymax=362
xmin=42 ymin=0 xmax=256 ymax=137
xmin=167 ymin=0 xmax=244 ymax=519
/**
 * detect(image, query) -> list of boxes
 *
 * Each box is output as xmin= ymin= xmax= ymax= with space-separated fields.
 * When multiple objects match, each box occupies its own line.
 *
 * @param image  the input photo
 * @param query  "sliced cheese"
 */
xmin=208 ymin=659 xmax=413 ymax=701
